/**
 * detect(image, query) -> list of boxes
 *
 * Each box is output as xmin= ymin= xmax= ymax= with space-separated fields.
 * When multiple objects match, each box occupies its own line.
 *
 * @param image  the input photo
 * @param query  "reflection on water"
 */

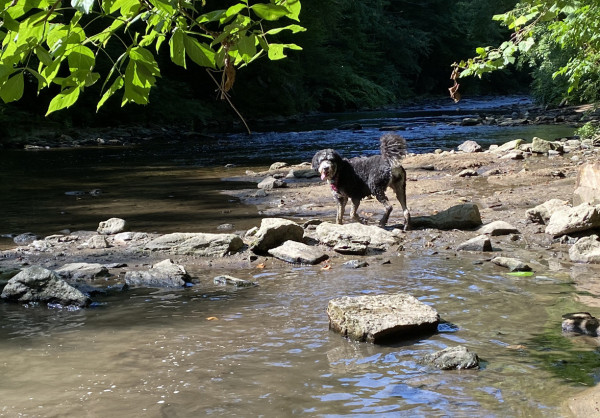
xmin=0 ymin=97 xmax=592 ymax=416
xmin=0 ymin=255 xmax=598 ymax=416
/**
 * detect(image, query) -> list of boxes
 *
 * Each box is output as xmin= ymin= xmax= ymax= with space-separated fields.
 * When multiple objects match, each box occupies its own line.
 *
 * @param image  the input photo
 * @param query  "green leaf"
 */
xmin=183 ymin=35 xmax=216 ymax=68
xmin=506 ymin=271 xmax=534 ymax=277
xmin=267 ymin=43 xmax=301 ymax=60
xmin=265 ymin=24 xmax=306 ymax=35
xmin=67 ymin=45 xmax=95 ymax=71
xmin=283 ymin=0 xmax=301 ymax=22
xmin=35 ymin=46 xmax=53 ymax=66
xmin=97 ymin=75 xmax=124 ymax=111
xmin=237 ymin=34 xmax=256 ymax=62
xmin=71 ymin=0 xmax=94 ymax=14
xmin=46 ymin=86 xmax=80 ymax=115
xmin=222 ymin=4 xmax=246 ymax=24
xmin=0 ymin=72 xmax=24 ymax=103
xmin=251 ymin=4 xmax=290 ymax=21
xmin=169 ymin=29 xmax=186 ymax=68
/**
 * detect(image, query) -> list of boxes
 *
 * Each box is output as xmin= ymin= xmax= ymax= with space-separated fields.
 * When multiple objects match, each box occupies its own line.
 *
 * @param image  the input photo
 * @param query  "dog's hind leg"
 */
xmin=336 ymin=196 xmax=347 ymax=224
xmin=391 ymin=168 xmax=411 ymax=231
xmin=375 ymin=191 xmax=393 ymax=227
xmin=349 ymin=198 xmax=362 ymax=223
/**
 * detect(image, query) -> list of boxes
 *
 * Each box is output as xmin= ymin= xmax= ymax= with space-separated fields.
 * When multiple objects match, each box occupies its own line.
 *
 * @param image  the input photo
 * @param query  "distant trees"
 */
xmin=452 ymin=0 xmax=600 ymax=105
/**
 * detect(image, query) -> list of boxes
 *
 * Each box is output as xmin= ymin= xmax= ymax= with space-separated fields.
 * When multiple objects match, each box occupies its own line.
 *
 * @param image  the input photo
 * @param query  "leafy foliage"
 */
xmin=0 ymin=0 xmax=304 ymax=115
xmin=452 ymin=0 xmax=600 ymax=104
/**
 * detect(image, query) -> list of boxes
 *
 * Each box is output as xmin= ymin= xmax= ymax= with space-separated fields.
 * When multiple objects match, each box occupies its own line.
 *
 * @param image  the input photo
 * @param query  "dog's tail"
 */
xmin=379 ymin=133 xmax=407 ymax=175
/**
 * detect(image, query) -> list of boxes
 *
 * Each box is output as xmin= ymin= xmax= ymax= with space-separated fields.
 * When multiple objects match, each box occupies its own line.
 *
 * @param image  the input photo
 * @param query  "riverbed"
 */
xmin=1 ymin=96 xmax=598 ymax=417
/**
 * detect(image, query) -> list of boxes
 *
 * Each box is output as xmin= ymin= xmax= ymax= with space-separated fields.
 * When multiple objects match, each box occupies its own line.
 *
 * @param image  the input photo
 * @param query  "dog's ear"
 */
xmin=311 ymin=150 xmax=324 ymax=170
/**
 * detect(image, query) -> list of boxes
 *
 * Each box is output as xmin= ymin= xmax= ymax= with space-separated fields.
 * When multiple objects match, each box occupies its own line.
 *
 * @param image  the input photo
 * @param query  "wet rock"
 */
xmin=214 ymin=275 xmax=257 ymax=287
xmin=97 ymin=218 xmax=127 ymax=235
xmin=342 ymin=260 xmax=369 ymax=269
xmin=13 ymin=232 xmax=39 ymax=245
xmin=411 ymin=203 xmax=482 ymax=230
xmin=124 ymin=259 xmax=190 ymax=288
xmin=456 ymin=235 xmax=492 ymax=252
xmin=574 ymin=162 xmax=600 ymax=206
xmin=289 ymin=168 xmax=319 ymax=179
xmin=458 ymin=169 xmax=478 ymax=177
xmin=333 ymin=237 xmax=369 ymax=255
xmin=314 ymin=222 xmax=398 ymax=251
xmin=145 ymin=232 xmax=244 ymax=257
xmin=327 ymin=293 xmax=439 ymax=343
xmin=268 ymin=240 xmax=329 ymax=265
xmin=457 ymin=140 xmax=482 ymax=153
xmin=526 ymin=199 xmax=570 ymax=224
xmin=56 ymin=263 xmax=110 ymax=280
xmin=250 ymin=218 xmax=304 ymax=255
xmin=83 ymin=235 xmax=110 ymax=249
xmin=478 ymin=220 xmax=519 ymax=236
xmin=269 ymin=162 xmax=289 ymax=171
xmin=491 ymin=256 xmax=532 ymax=272
xmin=113 ymin=232 xmax=149 ymax=244
xmin=532 ymin=136 xmax=563 ymax=154
xmin=1 ymin=265 xmax=90 ymax=307
xmin=545 ymin=203 xmax=600 ymax=237
xmin=257 ymin=176 xmax=287 ymax=190
xmin=562 ymin=312 xmax=600 ymax=336
xmin=419 ymin=346 xmax=480 ymax=370
xmin=490 ymin=139 xmax=523 ymax=154
xmin=460 ymin=117 xmax=482 ymax=126
xmin=569 ymin=235 xmax=600 ymax=263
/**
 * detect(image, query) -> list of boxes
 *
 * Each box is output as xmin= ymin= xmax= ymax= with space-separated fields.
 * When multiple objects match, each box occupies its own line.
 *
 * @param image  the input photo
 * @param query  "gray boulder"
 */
xmin=97 ymin=218 xmax=127 ymax=235
xmin=13 ymin=232 xmax=39 ymax=245
xmin=531 ymin=136 xmax=563 ymax=154
xmin=491 ymin=256 xmax=532 ymax=272
xmin=456 ymin=235 xmax=492 ymax=252
xmin=268 ymin=240 xmax=329 ymax=265
xmin=545 ymin=203 xmax=600 ymax=237
xmin=327 ymin=293 xmax=439 ymax=343
xmin=419 ymin=346 xmax=480 ymax=370
xmin=145 ymin=232 xmax=243 ymax=257
xmin=314 ymin=222 xmax=398 ymax=251
xmin=569 ymin=235 xmax=600 ymax=263
xmin=478 ymin=220 xmax=519 ymax=236
xmin=411 ymin=203 xmax=482 ymax=230
xmin=56 ymin=263 xmax=110 ymax=280
xmin=574 ymin=162 xmax=600 ymax=206
xmin=457 ymin=140 xmax=482 ymax=153
xmin=1 ymin=266 xmax=90 ymax=307
xmin=526 ymin=199 xmax=570 ymax=224
xmin=124 ymin=259 xmax=190 ymax=288
xmin=250 ymin=218 xmax=304 ymax=254
xmin=490 ymin=139 xmax=523 ymax=154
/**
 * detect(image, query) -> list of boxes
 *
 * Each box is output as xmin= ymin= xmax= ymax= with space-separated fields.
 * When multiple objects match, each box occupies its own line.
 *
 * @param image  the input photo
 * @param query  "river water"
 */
xmin=1 ymin=96 xmax=598 ymax=417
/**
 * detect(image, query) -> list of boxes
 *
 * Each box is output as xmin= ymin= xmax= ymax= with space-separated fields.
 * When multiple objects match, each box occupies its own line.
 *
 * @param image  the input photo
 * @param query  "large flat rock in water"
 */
xmin=327 ymin=293 xmax=439 ymax=343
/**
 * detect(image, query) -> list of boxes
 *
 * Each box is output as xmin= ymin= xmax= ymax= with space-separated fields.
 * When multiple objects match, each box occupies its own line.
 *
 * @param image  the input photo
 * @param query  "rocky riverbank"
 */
xmin=3 ymin=119 xmax=600 ymax=414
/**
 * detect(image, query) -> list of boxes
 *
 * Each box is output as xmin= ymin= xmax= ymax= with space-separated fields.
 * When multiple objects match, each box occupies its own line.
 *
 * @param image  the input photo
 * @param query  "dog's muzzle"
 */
xmin=318 ymin=160 xmax=335 ymax=181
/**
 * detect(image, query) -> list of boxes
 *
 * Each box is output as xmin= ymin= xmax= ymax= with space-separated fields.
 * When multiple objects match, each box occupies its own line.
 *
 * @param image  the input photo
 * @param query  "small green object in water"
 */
xmin=507 ymin=271 xmax=534 ymax=277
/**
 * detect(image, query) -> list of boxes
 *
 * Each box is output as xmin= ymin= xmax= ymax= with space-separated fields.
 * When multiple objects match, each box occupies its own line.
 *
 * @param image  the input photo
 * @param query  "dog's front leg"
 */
xmin=350 ymin=198 xmax=362 ymax=223
xmin=336 ymin=196 xmax=347 ymax=224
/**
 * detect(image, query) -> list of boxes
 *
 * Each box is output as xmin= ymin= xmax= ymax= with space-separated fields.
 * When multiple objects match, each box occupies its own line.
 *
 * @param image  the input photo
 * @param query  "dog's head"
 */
xmin=312 ymin=149 xmax=341 ymax=181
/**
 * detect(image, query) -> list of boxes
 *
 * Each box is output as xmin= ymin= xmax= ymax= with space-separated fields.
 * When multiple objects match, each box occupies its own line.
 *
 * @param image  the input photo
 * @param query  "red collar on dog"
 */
xmin=329 ymin=175 xmax=339 ymax=192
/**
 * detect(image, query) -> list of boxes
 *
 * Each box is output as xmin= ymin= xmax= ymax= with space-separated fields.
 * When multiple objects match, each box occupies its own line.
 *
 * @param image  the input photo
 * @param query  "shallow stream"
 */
xmin=1 ymin=96 xmax=598 ymax=417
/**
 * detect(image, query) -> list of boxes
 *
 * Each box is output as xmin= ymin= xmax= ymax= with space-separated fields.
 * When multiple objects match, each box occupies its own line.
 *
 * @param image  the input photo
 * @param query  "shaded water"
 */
xmin=1 ymin=96 xmax=597 ymax=416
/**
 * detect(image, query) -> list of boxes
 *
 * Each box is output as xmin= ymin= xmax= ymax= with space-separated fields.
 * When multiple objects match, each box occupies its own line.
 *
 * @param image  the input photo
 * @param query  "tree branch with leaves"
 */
xmin=0 ymin=0 xmax=304 ymax=118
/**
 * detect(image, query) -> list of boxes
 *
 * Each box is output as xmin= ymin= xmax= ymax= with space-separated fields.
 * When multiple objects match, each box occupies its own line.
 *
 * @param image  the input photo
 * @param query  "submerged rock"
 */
xmin=419 ymin=346 xmax=480 ymax=370
xmin=213 ymin=275 xmax=257 ymax=287
xmin=327 ymin=293 xmax=439 ymax=343
xmin=1 ymin=265 xmax=90 ymax=307
xmin=491 ymin=256 xmax=532 ymax=272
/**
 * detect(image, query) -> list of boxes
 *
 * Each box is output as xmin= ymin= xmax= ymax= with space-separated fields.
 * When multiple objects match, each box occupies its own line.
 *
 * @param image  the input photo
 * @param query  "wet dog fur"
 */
xmin=311 ymin=133 xmax=411 ymax=230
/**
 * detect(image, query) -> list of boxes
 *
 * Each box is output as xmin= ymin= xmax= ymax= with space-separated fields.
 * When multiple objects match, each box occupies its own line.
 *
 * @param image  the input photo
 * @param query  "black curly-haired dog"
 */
xmin=311 ymin=133 xmax=411 ymax=230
